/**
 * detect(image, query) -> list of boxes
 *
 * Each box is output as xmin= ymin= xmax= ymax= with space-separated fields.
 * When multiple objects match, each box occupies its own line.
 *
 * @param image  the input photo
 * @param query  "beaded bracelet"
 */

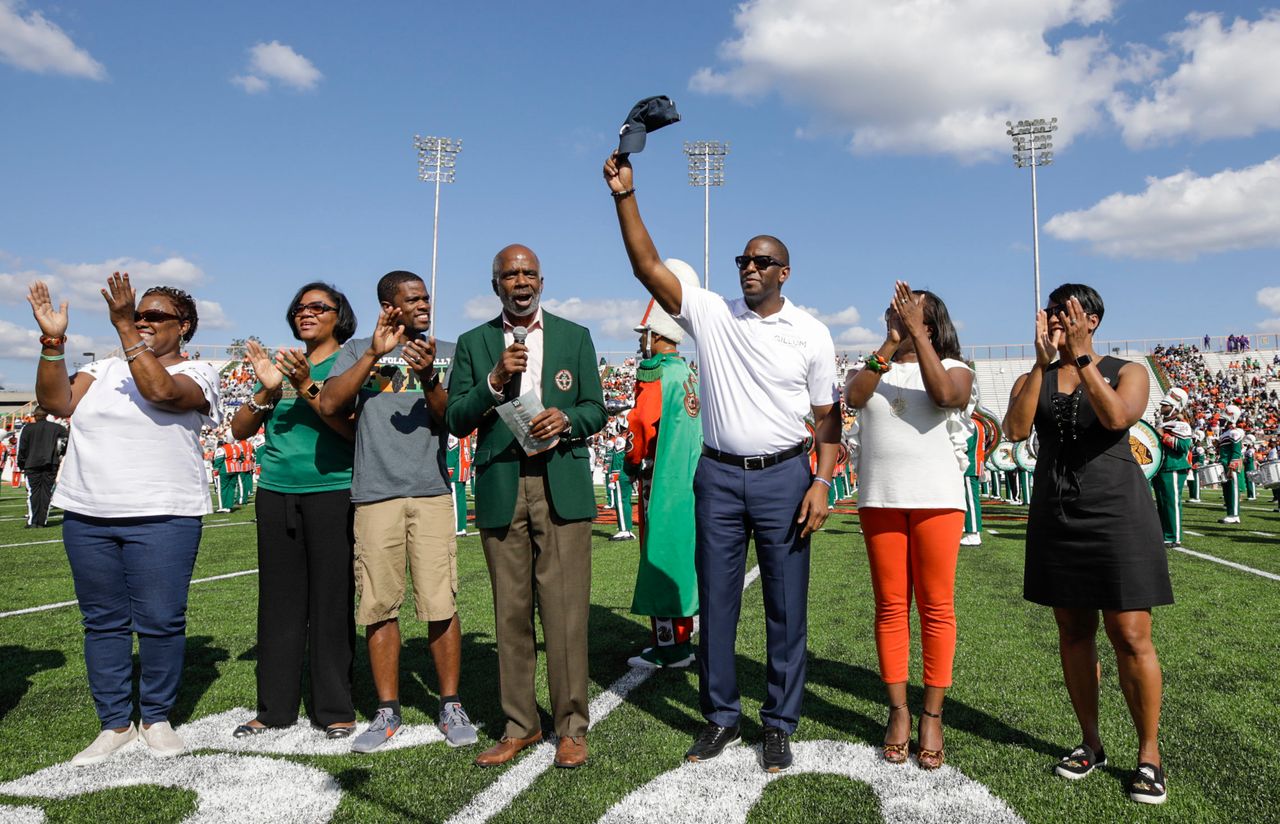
xmin=125 ymin=346 xmax=153 ymax=363
xmin=122 ymin=340 xmax=147 ymax=354
xmin=864 ymin=353 xmax=891 ymax=373
xmin=611 ymin=188 xmax=636 ymax=199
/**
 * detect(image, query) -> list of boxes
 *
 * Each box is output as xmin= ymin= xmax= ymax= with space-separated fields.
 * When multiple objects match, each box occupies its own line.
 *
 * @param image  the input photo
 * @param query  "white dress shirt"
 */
xmin=489 ymin=308 xmax=545 ymax=404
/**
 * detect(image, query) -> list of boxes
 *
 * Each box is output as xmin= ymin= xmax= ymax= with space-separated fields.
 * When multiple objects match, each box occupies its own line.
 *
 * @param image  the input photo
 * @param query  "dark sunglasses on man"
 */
xmin=735 ymin=255 xmax=785 ymax=271
xmin=290 ymin=302 xmax=338 ymax=317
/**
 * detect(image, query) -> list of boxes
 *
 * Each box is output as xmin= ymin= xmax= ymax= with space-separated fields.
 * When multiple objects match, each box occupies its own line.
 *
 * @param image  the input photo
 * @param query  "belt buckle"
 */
xmin=743 ymin=455 xmax=766 ymax=470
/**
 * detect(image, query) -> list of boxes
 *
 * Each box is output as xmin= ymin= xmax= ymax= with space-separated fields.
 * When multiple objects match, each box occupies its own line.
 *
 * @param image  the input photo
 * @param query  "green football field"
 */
xmin=0 ymin=484 xmax=1277 ymax=823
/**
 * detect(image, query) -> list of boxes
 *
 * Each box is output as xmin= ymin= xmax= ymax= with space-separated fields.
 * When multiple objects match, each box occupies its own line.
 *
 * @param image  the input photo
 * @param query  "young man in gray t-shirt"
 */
xmin=320 ymin=270 xmax=476 ymax=752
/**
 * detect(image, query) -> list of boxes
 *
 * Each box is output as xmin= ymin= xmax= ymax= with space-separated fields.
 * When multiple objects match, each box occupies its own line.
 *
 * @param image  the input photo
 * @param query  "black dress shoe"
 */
xmin=685 ymin=722 xmax=740 ymax=762
xmin=761 ymin=726 xmax=793 ymax=773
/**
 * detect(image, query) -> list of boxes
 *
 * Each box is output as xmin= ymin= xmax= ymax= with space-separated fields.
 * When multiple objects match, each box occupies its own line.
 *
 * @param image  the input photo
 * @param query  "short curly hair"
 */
xmin=141 ymin=286 xmax=199 ymax=342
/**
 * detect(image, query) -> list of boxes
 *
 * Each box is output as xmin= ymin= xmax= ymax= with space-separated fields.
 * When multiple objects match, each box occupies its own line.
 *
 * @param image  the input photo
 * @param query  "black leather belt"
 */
xmin=702 ymin=442 xmax=806 ymax=470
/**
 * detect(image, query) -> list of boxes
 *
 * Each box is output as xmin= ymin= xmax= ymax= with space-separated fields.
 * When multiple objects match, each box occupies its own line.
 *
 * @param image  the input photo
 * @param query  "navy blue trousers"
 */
xmin=694 ymin=452 xmax=811 ymax=733
xmin=63 ymin=512 xmax=202 ymax=729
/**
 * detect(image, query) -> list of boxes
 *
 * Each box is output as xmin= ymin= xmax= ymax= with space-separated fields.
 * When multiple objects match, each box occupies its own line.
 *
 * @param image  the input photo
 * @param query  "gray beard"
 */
xmin=500 ymin=294 xmax=540 ymax=319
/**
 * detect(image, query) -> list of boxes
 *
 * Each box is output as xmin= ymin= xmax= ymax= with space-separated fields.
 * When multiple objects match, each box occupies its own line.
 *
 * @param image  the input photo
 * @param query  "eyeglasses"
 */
xmin=497 ymin=269 xmax=540 ymax=283
xmin=290 ymin=302 xmax=338 ymax=317
xmin=134 ymin=310 xmax=183 ymax=324
xmin=735 ymin=255 xmax=785 ymax=271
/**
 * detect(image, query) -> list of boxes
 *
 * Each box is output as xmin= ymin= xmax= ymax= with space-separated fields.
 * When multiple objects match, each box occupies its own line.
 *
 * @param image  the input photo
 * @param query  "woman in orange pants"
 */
xmin=846 ymin=281 xmax=973 ymax=769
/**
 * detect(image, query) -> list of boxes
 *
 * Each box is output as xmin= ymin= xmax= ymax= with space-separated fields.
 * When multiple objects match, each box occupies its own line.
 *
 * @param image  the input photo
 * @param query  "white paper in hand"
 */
xmin=496 ymin=390 xmax=559 ymax=455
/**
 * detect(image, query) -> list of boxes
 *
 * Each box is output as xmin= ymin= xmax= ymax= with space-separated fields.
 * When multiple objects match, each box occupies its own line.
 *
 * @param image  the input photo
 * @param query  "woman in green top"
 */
xmin=229 ymin=283 xmax=359 ymax=739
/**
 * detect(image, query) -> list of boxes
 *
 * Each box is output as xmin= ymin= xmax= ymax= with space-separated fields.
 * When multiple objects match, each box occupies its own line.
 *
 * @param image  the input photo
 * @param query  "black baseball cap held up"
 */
xmin=618 ymin=95 xmax=681 ymax=155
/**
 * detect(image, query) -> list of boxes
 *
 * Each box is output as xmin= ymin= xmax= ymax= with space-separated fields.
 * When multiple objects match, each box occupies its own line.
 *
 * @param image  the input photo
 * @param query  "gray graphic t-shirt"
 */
xmin=333 ymin=337 xmax=450 ymax=503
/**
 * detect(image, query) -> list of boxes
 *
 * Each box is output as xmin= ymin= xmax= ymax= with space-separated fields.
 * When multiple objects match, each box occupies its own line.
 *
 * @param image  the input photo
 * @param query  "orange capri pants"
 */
xmin=859 ymin=508 xmax=964 ymax=688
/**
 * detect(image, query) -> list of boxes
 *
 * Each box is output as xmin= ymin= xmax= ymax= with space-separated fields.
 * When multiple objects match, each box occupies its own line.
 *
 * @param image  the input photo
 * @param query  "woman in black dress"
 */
xmin=1004 ymin=284 xmax=1172 ymax=806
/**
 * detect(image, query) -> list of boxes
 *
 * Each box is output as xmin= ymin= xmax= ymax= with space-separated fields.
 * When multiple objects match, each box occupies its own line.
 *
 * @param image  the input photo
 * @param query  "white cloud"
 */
xmin=690 ymin=0 xmax=1152 ymax=159
xmin=795 ymin=304 xmax=861 ymax=326
xmin=836 ymin=326 xmax=882 ymax=349
xmin=231 ymin=74 xmax=268 ymax=94
xmin=232 ymin=40 xmax=322 ymax=93
xmin=0 ymin=0 xmax=105 ymax=79
xmin=1111 ymin=12 xmax=1280 ymax=147
xmin=1044 ymin=155 xmax=1280 ymax=260
xmin=0 ymin=255 xmax=207 ymax=309
xmin=198 ymin=300 xmax=231 ymax=330
xmin=463 ymin=294 xmax=500 ymax=320
xmin=1258 ymin=287 xmax=1280 ymax=333
xmin=541 ymin=297 xmax=648 ymax=339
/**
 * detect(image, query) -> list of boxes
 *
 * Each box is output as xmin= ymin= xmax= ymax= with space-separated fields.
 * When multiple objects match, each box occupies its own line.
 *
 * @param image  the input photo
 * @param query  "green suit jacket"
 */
xmin=445 ymin=312 xmax=606 ymax=529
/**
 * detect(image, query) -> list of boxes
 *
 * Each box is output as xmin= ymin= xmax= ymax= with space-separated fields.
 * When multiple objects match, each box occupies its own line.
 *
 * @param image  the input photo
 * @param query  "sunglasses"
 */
xmin=134 ymin=310 xmax=183 ymax=324
xmin=290 ymin=301 xmax=338 ymax=317
xmin=735 ymin=255 xmax=785 ymax=271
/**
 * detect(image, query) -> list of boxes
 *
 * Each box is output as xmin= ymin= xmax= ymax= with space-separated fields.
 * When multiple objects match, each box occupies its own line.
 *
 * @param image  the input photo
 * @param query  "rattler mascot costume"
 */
xmin=1217 ymin=405 xmax=1245 ymax=524
xmin=1152 ymin=388 xmax=1192 ymax=546
xmin=623 ymin=258 xmax=702 ymax=668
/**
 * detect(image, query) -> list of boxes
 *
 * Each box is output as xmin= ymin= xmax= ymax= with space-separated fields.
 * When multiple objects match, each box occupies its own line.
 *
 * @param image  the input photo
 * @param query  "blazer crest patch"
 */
xmin=555 ymin=369 xmax=573 ymax=391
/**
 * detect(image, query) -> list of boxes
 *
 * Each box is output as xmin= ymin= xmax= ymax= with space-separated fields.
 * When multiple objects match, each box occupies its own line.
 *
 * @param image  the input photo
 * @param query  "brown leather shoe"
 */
xmin=553 ymin=735 xmax=588 ymax=768
xmin=474 ymin=732 xmax=542 ymax=767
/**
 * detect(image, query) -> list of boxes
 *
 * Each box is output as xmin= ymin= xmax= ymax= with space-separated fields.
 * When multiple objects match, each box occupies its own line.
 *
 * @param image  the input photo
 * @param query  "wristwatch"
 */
xmin=301 ymin=381 xmax=321 ymax=400
xmin=1074 ymin=354 xmax=1092 ymax=368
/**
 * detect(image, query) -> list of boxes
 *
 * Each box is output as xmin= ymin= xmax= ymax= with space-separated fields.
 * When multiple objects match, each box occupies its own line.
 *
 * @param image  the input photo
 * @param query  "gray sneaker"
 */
xmin=438 ymin=701 xmax=478 ymax=747
xmin=351 ymin=707 xmax=401 ymax=753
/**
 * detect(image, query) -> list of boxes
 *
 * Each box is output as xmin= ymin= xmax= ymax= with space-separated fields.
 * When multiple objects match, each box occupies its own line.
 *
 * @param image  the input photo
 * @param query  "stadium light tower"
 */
xmin=684 ymin=140 xmax=729 ymax=288
xmin=414 ymin=134 xmax=462 ymax=333
xmin=1007 ymin=117 xmax=1057 ymax=313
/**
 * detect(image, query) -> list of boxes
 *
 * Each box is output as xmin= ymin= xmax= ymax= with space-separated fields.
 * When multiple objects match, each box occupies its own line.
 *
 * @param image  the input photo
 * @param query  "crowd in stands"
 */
xmin=1152 ymin=344 xmax=1279 ymax=459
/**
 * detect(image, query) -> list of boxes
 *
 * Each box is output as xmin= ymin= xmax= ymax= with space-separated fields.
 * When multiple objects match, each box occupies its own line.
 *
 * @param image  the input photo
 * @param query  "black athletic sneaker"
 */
xmin=761 ymin=726 xmax=793 ymax=773
xmin=1128 ymin=762 xmax=1168 ymax=805
xmin=1054 ymin=743 xmax=1106 ymax=779
xmin=685 ymin=723 xmax=740 ymax=762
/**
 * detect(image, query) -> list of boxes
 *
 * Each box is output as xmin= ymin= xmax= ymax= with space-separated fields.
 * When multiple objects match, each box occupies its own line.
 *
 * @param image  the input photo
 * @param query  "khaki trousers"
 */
xmin=480 ymin=466 xmax=592 ymax=739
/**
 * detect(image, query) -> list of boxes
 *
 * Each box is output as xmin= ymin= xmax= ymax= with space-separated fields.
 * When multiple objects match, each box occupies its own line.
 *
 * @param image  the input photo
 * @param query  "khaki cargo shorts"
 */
xmin=353 ymin=495 xmax=458 ymax=625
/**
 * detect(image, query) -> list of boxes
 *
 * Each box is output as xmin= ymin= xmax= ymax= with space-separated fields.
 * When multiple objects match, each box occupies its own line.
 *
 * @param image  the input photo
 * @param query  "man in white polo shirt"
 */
xmin=603 ymin=151 xmax=841 ymax=774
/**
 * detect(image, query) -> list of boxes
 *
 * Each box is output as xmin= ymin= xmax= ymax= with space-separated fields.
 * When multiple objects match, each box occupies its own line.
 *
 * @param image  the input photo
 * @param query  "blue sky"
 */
xmin=2 ymin=0 xmax=1278 ymax=387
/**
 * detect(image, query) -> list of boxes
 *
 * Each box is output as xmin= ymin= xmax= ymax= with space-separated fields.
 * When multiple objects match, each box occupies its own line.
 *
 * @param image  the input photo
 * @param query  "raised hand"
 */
xmin=369 ymin=307 xmax=404 ymax=358
xmin=893 ymin=280 xmax=927 ymax=340
xmin=603 ymin=151 xmax=634 ymax=194
xmin=274 ymin=347 xmax=311 ymax=390
xmin=1057 ymin=297 xmax=1092 ymax=360
xmin=26 ymin=281 xmax=68 ymax=339
xmin=491 ymin=341 xmax=528 ymax=389
xmin=1034 ymin=310 xmax=1060 ymax=367
xmin=402 ymin=336 xmax=437 ymax=378
xmin=884 ymin=303 xmax=904 ymax=346
xmin=245 ymin=339 xmax=284 ymax=391
xmin=101 ymin=271 xmax=137 ymax=331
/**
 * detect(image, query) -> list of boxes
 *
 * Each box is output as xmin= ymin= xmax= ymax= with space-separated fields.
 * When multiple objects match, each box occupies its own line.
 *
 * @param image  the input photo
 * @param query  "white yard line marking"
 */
xmin=986 ymin=529 xmax=1000 ymax=535
xmin=1250 ymin=531 xmax=1276 ymax=538
xmin=0 ymin=519 xmax=252 ymax=549
xmin=0 ymin=568 xmax=260 ymax=619
xmin=445 ymin=565 xmax=763 ymax=824
xmin=1184 ymin=530 xmax=1204 ymax=537
xmin=1171 ymin=546 xmax=1280 ymax=582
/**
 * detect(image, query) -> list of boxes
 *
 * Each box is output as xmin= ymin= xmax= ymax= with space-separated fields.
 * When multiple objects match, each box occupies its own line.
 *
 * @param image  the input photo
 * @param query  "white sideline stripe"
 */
xmin=445 ymin=564 xmax=763 ymax=824
xmin=0 ymin=568 xmax=261 ymax=618
xmin=1184 ymin=530 xmax=1204 ymax=537
xmin=1171 ymin=546 xmax=1280 ymax=582
xmin=1250 ymin=531 xmax=1276 ymax=538
xmin=0 ymin=519 xmax=253 ymax=549
xmin=986 ymin=529 xmax=1000 ymax=535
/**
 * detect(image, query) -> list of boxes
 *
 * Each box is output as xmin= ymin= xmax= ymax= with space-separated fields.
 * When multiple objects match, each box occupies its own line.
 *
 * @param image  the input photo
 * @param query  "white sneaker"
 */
xmin=960 ymin=533 xmax=982 ymax=546
xmin=1218 ymin=516 xmax=1241 ymax=524
xmin=141 ymin=721 xmax=186 ymax=757
xmin=72 ymin=723 xmax=137 ymax=766
xmin=1187 ymin=498 xmax=1202 ymax=503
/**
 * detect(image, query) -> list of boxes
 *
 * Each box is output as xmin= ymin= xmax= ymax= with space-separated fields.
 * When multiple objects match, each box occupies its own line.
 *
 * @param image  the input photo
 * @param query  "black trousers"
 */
xmin=254 ymin=487 xmax=356 ymax=727
xmin=25 ymin=467 xmax=57 ymax=527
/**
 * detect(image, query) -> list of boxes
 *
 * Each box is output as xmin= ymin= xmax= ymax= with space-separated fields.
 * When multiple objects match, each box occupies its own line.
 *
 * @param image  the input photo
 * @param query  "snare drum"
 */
xmin=1195 ymin=463 xmax=1227 ymax=487
xmin=1250 ymin=460 xmax=1280 ymax=489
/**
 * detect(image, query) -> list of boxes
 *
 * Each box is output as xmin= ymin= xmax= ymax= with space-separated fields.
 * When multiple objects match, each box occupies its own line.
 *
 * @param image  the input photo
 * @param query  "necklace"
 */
xmin=887 ymin=370 xmax=908 ymax=417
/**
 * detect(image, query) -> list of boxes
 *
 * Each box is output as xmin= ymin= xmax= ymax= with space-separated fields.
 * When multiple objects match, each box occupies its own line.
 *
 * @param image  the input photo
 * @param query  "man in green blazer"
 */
xmin=445 ymin=244 xmax=606 ymax=770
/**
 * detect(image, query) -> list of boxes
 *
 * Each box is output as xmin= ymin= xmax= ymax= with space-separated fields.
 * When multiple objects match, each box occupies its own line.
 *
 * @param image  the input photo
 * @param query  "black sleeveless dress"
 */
xmin=1023 ymin=356 xmax=1173 ymax=610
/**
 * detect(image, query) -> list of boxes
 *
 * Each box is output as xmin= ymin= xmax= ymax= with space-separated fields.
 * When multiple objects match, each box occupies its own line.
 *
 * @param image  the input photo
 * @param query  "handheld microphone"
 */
xmin=507 ymin=326 xmax=527 ymax=401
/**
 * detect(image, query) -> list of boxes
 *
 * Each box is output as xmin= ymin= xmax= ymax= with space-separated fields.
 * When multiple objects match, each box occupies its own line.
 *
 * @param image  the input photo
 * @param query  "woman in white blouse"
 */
xmin=845 ymin=280 xmax=974 ymax=771
xmin=28 ymin=273 xmax=220 ymax=766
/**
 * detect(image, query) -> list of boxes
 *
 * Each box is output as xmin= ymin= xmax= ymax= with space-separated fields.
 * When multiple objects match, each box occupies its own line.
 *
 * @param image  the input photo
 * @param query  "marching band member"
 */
xmin=1243 ymin=433 xmax=1258 ymax=500
xmin=961 ymin=415 xmax=987 ymax=546
xmin=1186 ymin=431 xmax=1205 ymax=503
xmin=446 ymin=432 xmax=474 ymax=537
xmin=1152 ymin=389 xmax=1192 ymax=547
xmin=608 ymin=428 xmax=635 ymax=541
xmin=623 ymin=263 xmax=702 ymax=669
xmin=1217 ymin=405 xmax=1244 ymax=524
